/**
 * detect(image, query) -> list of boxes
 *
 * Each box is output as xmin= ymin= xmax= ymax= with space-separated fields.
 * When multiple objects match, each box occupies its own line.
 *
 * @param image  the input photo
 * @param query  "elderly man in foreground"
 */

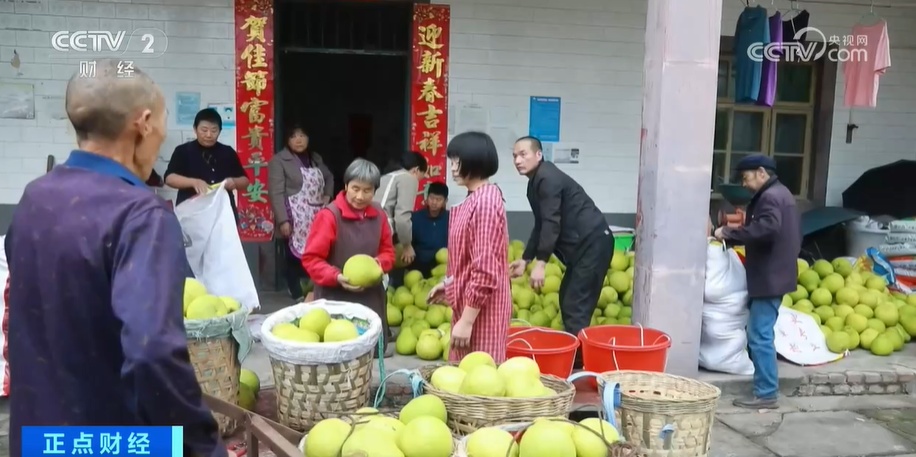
xmin=5 ymin=60 xmax=230 ymax=456
xmin=715 ymin=154 xmax=801 ymax=410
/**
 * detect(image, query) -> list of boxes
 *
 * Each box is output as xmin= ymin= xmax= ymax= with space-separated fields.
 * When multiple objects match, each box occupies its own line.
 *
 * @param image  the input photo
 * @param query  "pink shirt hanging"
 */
xmin=844 ymin=20 xmax=892 ymax=108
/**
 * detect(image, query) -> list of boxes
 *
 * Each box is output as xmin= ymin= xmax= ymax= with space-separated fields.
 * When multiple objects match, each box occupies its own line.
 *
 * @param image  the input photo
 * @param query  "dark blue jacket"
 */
xmin=412 ymin=208 xmax=449 ymax=264
xmin=6 ymin=151 xmax=225 ymax=457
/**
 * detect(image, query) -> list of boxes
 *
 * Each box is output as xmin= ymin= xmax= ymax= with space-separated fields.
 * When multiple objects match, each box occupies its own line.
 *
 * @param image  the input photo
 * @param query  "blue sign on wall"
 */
xmin=528 ymin=96 xmax=561 ymax=142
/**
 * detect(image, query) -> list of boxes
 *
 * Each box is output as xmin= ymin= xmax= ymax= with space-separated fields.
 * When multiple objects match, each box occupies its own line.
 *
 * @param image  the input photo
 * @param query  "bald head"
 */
xmin=65 ymin=59 xmax=161 ymax=142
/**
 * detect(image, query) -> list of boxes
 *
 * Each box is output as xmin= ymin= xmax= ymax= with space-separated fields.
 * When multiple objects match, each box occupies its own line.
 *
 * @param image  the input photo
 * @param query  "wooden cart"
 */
xmin=203 ymin=394 xmax=304 ymax=457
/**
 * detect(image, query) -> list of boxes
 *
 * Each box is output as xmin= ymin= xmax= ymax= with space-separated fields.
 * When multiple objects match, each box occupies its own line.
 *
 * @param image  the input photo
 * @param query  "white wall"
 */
xmin=443 ymin=0 xmax=916 ymax=211
xmin=0 ymin=0 xmax=235 ymax=205
xmin=0 ymin=0 xmax=914 ymax=210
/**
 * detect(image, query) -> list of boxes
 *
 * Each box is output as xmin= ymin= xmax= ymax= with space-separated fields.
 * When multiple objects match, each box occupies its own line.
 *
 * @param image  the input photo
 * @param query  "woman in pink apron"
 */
xmin=268 ymin=124 xmax=334 ymax=301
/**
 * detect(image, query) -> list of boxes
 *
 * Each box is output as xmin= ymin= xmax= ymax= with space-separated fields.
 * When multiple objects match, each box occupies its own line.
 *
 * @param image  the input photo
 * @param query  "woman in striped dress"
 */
xmin=428 ymin=132 xmax=512 ymax=363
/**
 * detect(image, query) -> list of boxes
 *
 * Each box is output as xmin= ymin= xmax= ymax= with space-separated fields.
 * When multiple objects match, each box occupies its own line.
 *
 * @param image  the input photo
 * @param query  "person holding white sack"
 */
xmin=699 ymin=240 xmax=755 ymax=376
xmin=714 ymin=154 xmax=801 ymax=410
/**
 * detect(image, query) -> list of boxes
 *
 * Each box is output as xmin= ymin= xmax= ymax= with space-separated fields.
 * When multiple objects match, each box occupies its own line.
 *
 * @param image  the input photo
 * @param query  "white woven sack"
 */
xmin=879 ymin=243 xmax=916 ymax=257
xmin=890 ymin=220 xmax=916 ymax=234
xmin=260 ymin=299 xmax=382 ymax=365
xmin=886 ymin=233 xmax=916 ymax=244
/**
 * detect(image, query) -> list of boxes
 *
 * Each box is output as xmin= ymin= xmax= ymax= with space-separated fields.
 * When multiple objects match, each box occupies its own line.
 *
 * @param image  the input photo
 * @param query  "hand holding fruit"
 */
xmin=508 ymin=259 xmax=527 ymax=278
xmin=337 ymin=274 xmax=364 ymax=292
xmin=401 ymin=245 xmax=416 ymax=264
xmin=427 ymin=281 xmax=446 ymax=304
xmin=279 ymin=222 xmax=292 ymax=238
xmin=529 ymin=261 xmax=546 ymax=290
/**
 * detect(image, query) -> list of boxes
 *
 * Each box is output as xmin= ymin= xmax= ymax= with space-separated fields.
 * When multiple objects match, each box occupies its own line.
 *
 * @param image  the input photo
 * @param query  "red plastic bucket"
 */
xmin=506 ymin=326 xmax=580 ymax=378
xmin=577 ymin=325 xmax=671 ymax=388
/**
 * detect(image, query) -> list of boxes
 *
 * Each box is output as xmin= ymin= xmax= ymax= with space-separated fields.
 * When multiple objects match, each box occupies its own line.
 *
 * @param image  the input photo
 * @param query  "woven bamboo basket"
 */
xmin=598 ymin=370 xmax=721 ymax=457
xmin=270 ymin=349 xmax=376 ymax=432
xmin=187 ymin=335 xmax=240 ymax=435
xmin=453 ymin=419 xmax=639 ymax=457
xmin=417 ymin=364 xmax=576 ymax=435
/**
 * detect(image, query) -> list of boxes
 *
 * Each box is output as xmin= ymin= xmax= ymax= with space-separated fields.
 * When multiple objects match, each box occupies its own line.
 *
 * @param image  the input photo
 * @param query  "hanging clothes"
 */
xmin=844 ymin=20 xmax=891 ymax=108
xmin=757 ymin=12 xmax=784 ymax=107
xmin=782 ymin=10 xmax=810 ymax=42
xmin=734 ymin=6 xmax=771 ymax=104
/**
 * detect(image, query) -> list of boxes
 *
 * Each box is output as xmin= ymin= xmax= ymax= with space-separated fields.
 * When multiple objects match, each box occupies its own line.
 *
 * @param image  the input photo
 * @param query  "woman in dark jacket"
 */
xmin=268 ymin=123 xmax=334 ymax=301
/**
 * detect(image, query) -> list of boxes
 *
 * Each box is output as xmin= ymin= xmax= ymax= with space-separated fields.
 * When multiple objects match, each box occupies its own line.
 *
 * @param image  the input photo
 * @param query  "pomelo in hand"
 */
xmin=304 ymin=418 xmax=353 ymax=457
xmin=430 ymin=366 xmax=465 ymax=393
xmin=460 ymin=365 xmax=505 ymax=397
xmin=519 ymin=422 xmax=577 ymax=457
xmin=572 ymin=418 xmax=620 ymax=457
xmin=183 ymin=278 xmax=208 ymax=314
xmin=458 ymin=351 xmax=496 ymax=372
xmin=240 ymin=368 xmax=260 ymax=393
xmin=186 ymin=295 xmax=223 ymax=320
xmin=497 ymin=357 xmax=541 ymax=381
xmin=399 ymin=394 xmax=447 ymax=425
xmin=396 ymin=416 xmax=453 ymax=457
xmin=465 ymin=427 xmax=519 ymax=457
xmin=342 ymin=254 xmax=383 ymax=287
xmin=299 ymin=307 xmax=332 ymax=336
xmin=323 ymin=319 xmax=359 ymax=342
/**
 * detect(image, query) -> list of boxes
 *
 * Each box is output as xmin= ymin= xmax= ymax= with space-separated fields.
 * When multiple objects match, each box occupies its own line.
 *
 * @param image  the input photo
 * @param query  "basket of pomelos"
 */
xmin=260 ymin=299 xmax=384 ymax=431
xmin=416 ymin=351 xmax=576 ymax=435
xmin=182 ymin=277 xmax=252 ymax=435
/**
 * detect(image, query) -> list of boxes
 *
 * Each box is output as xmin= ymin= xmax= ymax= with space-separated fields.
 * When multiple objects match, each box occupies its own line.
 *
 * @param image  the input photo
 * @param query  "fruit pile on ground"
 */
xmin=506 ymin=240 xmax=636 ymax=329
xmin=300 ymin=350 xmax=622 ymax=457
xmin=429 ymin=351 xmax=556 ymax=397
xmin=182 ymin=278 xmax=242 ymax=320
xmin=269 ymin=307 xmax=361 ymax=344
xmin=388 ymin=248 xmax=453 ymax=360
xmin=785 ymin=257 xmax=916 ymax=356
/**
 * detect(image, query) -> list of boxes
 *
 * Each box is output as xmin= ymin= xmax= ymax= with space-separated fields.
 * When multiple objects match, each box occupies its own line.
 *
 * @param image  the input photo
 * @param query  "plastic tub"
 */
xmin=577 ymin=325 xmax=671 ymax=388
xmin=845 ymin=221 xmax=889 ymax=257
xmin=506 ymin=326 xmax=580 ymax=378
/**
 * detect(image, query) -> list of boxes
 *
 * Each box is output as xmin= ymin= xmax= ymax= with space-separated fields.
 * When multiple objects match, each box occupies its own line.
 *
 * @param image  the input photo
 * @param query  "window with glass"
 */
xmin=714 ymin=59 xmax=816 ymax=197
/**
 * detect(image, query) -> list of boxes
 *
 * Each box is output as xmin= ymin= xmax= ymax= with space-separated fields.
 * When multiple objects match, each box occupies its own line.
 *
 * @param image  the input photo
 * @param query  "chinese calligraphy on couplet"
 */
xmin=235 ymin=1 xmax=276 ymax=241
xmin=409 ymin=4 xmax=451 ymax=209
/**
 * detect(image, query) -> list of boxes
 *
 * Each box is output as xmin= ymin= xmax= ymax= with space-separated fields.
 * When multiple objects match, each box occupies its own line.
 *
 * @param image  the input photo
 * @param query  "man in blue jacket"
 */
xmin=715 ymin=154 xmax=801 ymax=410
xmin=411 ymin=182 xmax=449 ymax=277
xmin=5 ymin=60 xmax=229 ymax=457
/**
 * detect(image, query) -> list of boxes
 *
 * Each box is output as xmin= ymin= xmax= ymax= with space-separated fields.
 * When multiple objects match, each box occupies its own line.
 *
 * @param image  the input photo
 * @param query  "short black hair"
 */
xmin=446 ymin=131 xmax=499 ymax=180
xmin=194 ymin=108 xmax=222 ymax=130
xmin=285 ymin=122 xmax=308 ymax=140
xmin=427 ymin=181 xmax=448 ymax=199
xmin=516 ymin=136 xmax=542 ymax=152
xmin=401 ymin=151 xmax=428 ymax=172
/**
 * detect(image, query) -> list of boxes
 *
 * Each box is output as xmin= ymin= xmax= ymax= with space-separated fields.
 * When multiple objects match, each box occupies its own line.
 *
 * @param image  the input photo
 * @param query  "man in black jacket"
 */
xmin=715 ymin=154 xmax=801 ymax=410
xmin=509 ymin=136 xmax=614 ymax=348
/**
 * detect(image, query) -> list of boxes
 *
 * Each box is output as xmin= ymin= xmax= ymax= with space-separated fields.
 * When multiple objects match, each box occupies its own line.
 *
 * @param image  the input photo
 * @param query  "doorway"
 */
xmin=276 ymin=1 xmax=412 ymax=194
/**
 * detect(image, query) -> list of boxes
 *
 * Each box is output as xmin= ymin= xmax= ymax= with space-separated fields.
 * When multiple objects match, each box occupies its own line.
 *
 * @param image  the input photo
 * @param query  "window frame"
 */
xmin=713 ymin=54 xmax=819 ymax=200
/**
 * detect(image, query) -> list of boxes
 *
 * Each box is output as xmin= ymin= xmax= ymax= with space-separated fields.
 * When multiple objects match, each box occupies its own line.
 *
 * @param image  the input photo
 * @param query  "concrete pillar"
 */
xmin=632 ymin=0 xmax=723 ymax=378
